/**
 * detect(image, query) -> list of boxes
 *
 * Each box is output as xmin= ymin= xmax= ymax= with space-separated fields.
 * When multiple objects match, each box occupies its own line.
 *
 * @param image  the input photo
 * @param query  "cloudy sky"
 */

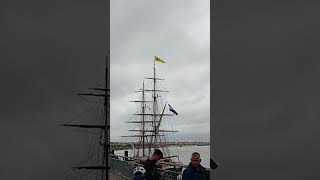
xmin=110 ymin=0 xmax=210 ymax=142
xmin=2 ymin=0 xmax=320 ymax=179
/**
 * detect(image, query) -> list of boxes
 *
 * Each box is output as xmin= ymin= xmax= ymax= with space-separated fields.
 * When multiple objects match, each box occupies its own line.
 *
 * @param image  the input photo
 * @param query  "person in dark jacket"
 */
xmin=182 ymin=152 xmax=210 ymax=180
xmin=143 ymin=149 xmax=163 ymax=180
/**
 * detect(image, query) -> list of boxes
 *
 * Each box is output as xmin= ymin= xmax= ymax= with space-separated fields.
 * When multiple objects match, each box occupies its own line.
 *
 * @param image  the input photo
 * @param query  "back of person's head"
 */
xmin=153 ymin=149 xmax=163 ymax=160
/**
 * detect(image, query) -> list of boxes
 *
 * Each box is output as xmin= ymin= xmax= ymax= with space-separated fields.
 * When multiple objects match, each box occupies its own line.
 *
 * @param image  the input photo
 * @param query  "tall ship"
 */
xmin=62 ymin=56 xmax=186 ymax=180
xmin=62 ymin=56 xmax=110 ymax=180
xmin=111 ymin=56 xmax=184 ymax=179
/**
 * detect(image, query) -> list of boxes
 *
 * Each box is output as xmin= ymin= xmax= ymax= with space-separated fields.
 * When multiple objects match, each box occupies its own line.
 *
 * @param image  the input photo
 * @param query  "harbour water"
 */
xmin=114 ymin=145 xmax=210 ymax=168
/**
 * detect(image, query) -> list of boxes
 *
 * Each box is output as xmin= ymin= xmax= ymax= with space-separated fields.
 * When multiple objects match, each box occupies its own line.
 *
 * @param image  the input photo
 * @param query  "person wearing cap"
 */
xmin=143 ymin=149 xmax=163 ymax=180
xmin=182 ymin=152 xmax=210 ymax=180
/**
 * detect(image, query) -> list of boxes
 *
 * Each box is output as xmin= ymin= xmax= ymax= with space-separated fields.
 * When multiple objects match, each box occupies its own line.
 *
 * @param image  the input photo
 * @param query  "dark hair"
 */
xmin=153 ymin=149 xmax=163 ymax=159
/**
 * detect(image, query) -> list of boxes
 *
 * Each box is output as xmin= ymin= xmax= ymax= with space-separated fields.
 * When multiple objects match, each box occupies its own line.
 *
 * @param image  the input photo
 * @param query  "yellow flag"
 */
xmin=154 ymin=56 xmax=166 ymax=63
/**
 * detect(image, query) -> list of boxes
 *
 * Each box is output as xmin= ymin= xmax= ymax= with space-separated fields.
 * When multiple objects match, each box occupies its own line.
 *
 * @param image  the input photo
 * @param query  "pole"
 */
xmin=142 ymin=81 xmax=145 ymax=157
xmin=153 ymin=60 xmax=157 ymax=147
xmin=104 ymin=55 xmax=110 ymax=180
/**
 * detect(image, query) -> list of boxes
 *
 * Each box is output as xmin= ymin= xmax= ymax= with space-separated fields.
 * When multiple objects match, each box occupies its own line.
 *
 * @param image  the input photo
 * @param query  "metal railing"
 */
xmin=158 ymin=168 xmax=183 ymax=180
xmin=110 ymin=155 xmax=183 ymax=180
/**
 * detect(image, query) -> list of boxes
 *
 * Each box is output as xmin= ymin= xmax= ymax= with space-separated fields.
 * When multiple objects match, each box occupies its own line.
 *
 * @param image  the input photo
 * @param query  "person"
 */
xmin=132 ymin=166 xmax=146 ymax=180
xmin=143 ymin=149 xmax=163 ymax=180
xmin=182 ymin=152 xmax=210 ymax=180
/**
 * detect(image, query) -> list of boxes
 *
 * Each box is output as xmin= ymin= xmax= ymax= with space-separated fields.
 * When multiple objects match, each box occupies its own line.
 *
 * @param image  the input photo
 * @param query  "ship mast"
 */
xmin=62 ymin=56 xmax=109 ymax=180
xmin=152 ymin=60 xmax=157 ymax=148
xmin=142 ymin=81 xmax=146 ymax=157
xmin=105 ymin=55 xmax=110 ymax=180
xmin=122 ymin=57 xmax=178 ymax=158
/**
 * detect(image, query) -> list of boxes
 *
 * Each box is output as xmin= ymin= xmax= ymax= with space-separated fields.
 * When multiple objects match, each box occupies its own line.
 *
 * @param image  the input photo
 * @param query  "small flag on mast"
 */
xmin=168 ymin=104 xmax=178 ymax=115
xmin=154 ymin=56 xmax=166 ymax=63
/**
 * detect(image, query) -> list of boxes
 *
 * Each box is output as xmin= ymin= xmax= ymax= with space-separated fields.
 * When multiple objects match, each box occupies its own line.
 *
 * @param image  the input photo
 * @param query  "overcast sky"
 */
xmin=2 ymin=0 xmax=320 ymax=180
xmin=110 ymin=0 xmax=210 ymax=142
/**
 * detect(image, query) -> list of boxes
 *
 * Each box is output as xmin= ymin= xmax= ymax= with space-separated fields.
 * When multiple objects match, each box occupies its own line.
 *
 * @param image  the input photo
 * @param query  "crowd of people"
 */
xmin=132 ymin=149 xmax=213 ymax=180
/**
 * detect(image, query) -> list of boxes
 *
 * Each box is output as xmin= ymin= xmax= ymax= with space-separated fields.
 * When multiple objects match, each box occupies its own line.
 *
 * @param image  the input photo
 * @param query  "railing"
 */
xmin=158 ymin=168 xmax=183 ymax=180
xmin=110 ymin=155 xmax=184 ymax=180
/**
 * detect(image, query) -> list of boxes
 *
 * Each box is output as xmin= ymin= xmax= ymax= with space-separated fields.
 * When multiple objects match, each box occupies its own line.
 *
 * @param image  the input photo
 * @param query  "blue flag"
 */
xmin=168 ymin=104 xmax=178 ymax=115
